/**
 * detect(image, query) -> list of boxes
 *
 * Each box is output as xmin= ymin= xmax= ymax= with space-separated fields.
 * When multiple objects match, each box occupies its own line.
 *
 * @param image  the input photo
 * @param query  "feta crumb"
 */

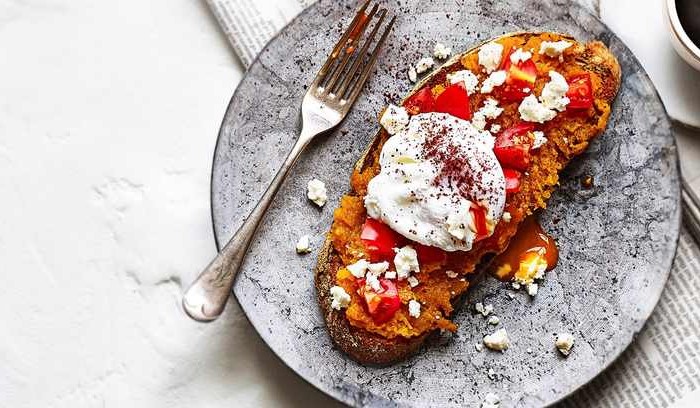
xmin=532 ymin=131 xmax=547 ymax=149
xmin=483 ymin=328 xmax=510 ymax=351
xmin=519 ymin=94 xmax=557 ymax=123
xmin=480 ymin=70 xmax=507 ymax=94
xmin=541 ymin=71 xmax=570 ymax=112
xmin=365 ymin=272 xmax=383 ymax=292
xmin=408 ymin=67 xmax=417 ymax=83
xmin=471 ymin=98 xmax=503 ymax=131
xmin=368 ymin=261 xmax=389 ymax=275
xmin=446 ymin=270 xmax=459 ymax=279
xmin=407 ymin=276 xmax=420 ymax=288
xmin=330 ymin=286 xmax=351 ymax=310
xmin=502 ymin=212 xmax=512 ymax=223
xmin=475 ymin=302 xmax=494 ymax=317
xmin=481 ymin=393 xmax=500 ymax=408
xmin=306 ymin=180 xmax=328 ymax=208
xmin=295 ymin=235 xmax=312 ymax=254
xmin=408 ymin=299 xmax=421 ymax=318
xmin=512 ymin=282 xmax=521 ymax=290
xmin=380 ymin=104 xmax=410 ymax=135
xmin=527 ymin=282 xmax=539 ymax=296
xmin=510 ymin=48 xmax=532 ymax=64
xmin=384 ymin=271 xmax=397 ymax=280
xmin=488 ymin=315 xmax=500 ymax=325
xmin=514 ymin=253 xmax=547 ymax=285
xmin=447 ymin=70 xmax=479 ymax=95
xmin=478 ymin=42 xmax=504 ymax=73
xmin=394 ymin=246 xmax=420 ymax=279
xmin=506 ymin=292 xmax=515 ymax=300
xmin=556 ymin=332 xmax=575 ymax=356
xmin=475 ymin=343 xmax=484 ymax=352
xmin=433 ymin=42 xmax=452 ymax=59
xmin=490 ymin=124 xmax=501 ymax=134
xmin=539 ymin=40 xmax=572 ymax=61
xmin=346 ymin=259 xmax=370 ymax=278
xmin=415 ymin=57 xmax=435 ymax=74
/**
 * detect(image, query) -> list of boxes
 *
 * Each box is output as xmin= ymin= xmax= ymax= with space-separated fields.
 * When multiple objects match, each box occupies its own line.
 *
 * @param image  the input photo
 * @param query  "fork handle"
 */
xmin=182 ymin=134 xmax=311 ymax=322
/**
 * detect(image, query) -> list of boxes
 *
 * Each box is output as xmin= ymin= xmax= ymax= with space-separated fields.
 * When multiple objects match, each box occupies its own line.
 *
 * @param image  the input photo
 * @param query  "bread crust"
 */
xmin=315 ymin=32 xmax=621 ymax=366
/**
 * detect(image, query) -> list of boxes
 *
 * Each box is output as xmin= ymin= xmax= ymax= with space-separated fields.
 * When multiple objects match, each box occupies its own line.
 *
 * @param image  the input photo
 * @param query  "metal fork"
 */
xmin=182 ymin=1 xmax=396 ymax=322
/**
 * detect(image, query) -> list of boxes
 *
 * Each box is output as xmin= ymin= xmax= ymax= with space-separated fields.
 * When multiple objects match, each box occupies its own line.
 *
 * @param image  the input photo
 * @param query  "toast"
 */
xmin=315 ymin=32 xmax=621 ymax=365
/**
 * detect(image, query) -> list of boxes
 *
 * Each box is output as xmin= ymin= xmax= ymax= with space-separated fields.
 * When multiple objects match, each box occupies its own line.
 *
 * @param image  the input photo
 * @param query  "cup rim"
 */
xmin=666 ymin=0 xmax=700 ymax=60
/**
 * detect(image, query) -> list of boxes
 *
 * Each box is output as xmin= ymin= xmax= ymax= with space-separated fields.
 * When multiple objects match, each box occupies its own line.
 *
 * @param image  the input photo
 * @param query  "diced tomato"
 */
xmin=434 ymin=83 xmax=472 ymax=121
xmin=566 ymin=73 xmax=594 ymax=110
xmin=503 ymin=168 xmax=522 ymax=194
xmin=469 ymin=204 xmax=489 ymax=240
xmin=498 ymin=49 xmax=538 ymax=102
xmin=403 ymin=87 xmax=435 ymax=115
xmin=356 ymin=278 xmax=401 ymax=324
xmin=493 ymin=123 xmax=535 ymax=171
xmin=415 ymin=243 xmax=447 ymax=264
xmin=361 ymin=218 xmax=402 ymax=262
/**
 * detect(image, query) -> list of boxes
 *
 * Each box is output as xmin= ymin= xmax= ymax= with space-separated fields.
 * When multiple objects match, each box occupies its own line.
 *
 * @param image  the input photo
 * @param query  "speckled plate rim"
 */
xmin=207 ymin=3 xmax=682 ymax=407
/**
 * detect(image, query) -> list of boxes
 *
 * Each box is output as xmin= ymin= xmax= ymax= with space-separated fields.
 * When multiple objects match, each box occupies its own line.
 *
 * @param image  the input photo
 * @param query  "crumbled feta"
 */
xmin=394 ymin=246 xmax=420 ymax=278
xmin=368 ymin=261 xmax=389 ymax=275
xmin=555 ymin=332 xmax=575 ymax=356
xmin=475 ymin=302 xmax=494 ymax=317
xmin=541 ymin=71 xmax=570 ymax=112
xmin=480 ymin=70 xmax=507 ymax=94
xmin=407 ymin=276 xmax=420 ymax=288
xmin=514 ymin=253 xmax=547 ymax=285
xmin=478 ymin=42 xmax=504 ymax=73
xmin=519 ymin=95 xmax=557 ymax=123
xmin=487 ymin=368 xmax=497 ymax=380
xmin=447 ymin=70 xmax=479 ymax=95
xmin=506 ymin=292 xmax=515 ymax=300
xmin=408 ymin=299 xmax=421 ymax=318
xmin=471 ymin=98 xmax=503 ymax=131
xmin=415 ymin=57 xmax=435 ymax=74
xmin=446 ymin=270 xmax=459 ymax=279
xmin=490 ymin=124 xmax=501 ymax=134
xmin=483 ymin=328 xmax=510 ymax=351
xmin=502 ymin=212 xmax=512 ymax=222
xmin=446 ymin=204 xmax=475 ymax=241
xmin=482 ymin=392 xmax=500 ymax=408
xmin=380 ymin=104 xmax=410 ymax=135
xmin=408 ymin=67 xmax=417 ymax=83
xmin=539 ymin=40 xmax=572 ymax=61
xmin=433 ymin=42 xmax=452 ymax=59
xmin=365 ymin=272 xmax=383 ymax=292
xmin=512 ymin=282 xmax=521 ymax=290
xmin=346 ymin=259 xmax=370 ymax=278
xmin=384 ymin=271 xmax=397 ymax=280
xmin=307 ymin=179 xmax=328 ymax=207
xmin=330 ymin=286 xmax=351 ymax=310
xmin=527 ymin=283 xmax=539 ymax=296
xmin=532 ymin=131 xmax=547 ymax=149
xmin=295 ymin=235 xmax=312 ymax=254
xmin=475 ymin=343 xmax=484 ymax=352
xmin=510 ymin=48 xmax=532 ymax=64
xmin=488 ymin=315 xmax=500 ymax=325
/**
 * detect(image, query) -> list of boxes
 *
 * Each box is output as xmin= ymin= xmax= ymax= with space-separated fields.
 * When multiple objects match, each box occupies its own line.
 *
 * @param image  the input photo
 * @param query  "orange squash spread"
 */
xmin=329 ymin=33 xmax=612 ymax=339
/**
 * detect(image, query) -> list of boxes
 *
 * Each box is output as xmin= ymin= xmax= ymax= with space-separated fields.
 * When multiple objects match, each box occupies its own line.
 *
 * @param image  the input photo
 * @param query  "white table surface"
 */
xmin=2 ymin=1 xmax=700 ymax=407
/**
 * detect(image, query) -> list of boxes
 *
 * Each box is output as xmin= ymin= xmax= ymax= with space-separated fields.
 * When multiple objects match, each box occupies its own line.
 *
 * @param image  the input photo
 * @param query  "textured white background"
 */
xmin=1 ymin=0 xmax=699 ymax=407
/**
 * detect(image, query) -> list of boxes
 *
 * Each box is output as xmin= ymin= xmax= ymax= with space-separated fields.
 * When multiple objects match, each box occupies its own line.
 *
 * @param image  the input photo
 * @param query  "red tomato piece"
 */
xmin=357 ymin=278 xmax=401 ymax=324
xmin=503 ymin=168 xmax=522 ymax=194
xmin=434 ymin=83 xmax=472 ymax=120
xmin=493 ymin=123 xmax=535 ymax=171
xmin=566 ymin=73 xmax=594 ymax=110
xmin=403 ymin=87 xmax=435 ymax=115
xmin=498 ymin=49 xmax=538 ymax=102
xmin=469 ymin=204 xmax=489 ymax=240
xmin=360 ymin=218 xmax=401 ymax=262
xmin=414 ymin=243 xmax=447 ymax=264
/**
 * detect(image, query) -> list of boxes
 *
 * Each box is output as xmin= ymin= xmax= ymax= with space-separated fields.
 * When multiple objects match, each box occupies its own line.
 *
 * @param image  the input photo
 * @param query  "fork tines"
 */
xmin=313 ymin=1 xmax=396 ymax=107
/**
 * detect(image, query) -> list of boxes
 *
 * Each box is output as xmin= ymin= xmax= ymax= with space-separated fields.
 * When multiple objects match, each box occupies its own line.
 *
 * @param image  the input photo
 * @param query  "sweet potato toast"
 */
xmin=315 ymin=32 xmax=621 ymax=365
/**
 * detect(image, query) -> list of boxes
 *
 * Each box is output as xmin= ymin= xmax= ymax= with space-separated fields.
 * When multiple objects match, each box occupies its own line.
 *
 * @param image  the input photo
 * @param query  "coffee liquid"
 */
xmin=677 ymin=0 xmax=700 ymax=47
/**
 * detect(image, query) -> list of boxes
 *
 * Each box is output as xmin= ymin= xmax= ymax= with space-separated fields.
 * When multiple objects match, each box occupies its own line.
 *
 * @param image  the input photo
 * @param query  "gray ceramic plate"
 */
xmin=210 ymin=0 xmax=680 ymax=406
